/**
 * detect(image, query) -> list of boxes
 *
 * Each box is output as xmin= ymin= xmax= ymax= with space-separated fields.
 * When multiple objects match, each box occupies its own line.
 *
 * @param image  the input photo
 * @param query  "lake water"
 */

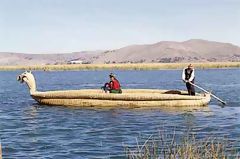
xmin=0 ymin=69 xmax=240 ymax=158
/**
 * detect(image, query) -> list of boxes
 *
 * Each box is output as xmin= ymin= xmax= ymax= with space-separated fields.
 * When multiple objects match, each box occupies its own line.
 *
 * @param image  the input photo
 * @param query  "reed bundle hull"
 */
xmin=31 ymin=89 xmax=211 ymax=108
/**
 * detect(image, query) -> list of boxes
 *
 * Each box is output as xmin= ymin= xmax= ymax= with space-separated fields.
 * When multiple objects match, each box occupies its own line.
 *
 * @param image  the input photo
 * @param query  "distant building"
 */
xmin=67 ymin=60 xmax=83 ymax=64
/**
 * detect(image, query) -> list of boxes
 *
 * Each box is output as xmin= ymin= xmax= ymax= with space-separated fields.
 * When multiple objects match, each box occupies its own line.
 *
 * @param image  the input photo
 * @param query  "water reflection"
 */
xmin=23 ymin=105 xmax=39 ymax=119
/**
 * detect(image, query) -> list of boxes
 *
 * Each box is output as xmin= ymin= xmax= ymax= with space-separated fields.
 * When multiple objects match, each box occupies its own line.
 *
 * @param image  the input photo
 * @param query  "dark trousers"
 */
xmin=186 ymin=80 xmax=195 ymax=96
xmin=101 ymin=83 xmax=110 ymax=92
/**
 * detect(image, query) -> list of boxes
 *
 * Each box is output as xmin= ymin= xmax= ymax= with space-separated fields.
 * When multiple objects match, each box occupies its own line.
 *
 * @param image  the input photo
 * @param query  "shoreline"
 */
xmin=0 ymin=62 xmax=240 ymax=71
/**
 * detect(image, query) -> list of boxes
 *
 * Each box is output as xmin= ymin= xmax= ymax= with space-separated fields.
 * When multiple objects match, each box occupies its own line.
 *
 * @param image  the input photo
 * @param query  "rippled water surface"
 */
xmin=0 ymin=69 xmax=240 ymax=158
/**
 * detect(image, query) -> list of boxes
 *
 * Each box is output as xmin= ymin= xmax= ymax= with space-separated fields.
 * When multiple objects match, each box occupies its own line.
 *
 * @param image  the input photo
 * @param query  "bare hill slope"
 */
xmin=94 ymin=39 xmax=240 ymax=63
xmin=1 ymin=39 xmax=240 ymax=65
xmin=0 ymin=51 xmax=101 ymax=65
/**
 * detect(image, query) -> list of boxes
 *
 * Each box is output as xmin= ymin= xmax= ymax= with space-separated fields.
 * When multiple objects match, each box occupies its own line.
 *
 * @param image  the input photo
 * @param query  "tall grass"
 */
xmin=0 ymin=62 xmax=240 ymax=71
xmin=124 ymin=130 xmax=239 ymax=159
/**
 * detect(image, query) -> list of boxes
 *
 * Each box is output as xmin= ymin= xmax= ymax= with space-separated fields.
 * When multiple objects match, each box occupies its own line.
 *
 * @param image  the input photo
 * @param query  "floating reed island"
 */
xmin=17 ymin=71 xmax=211 ymax=108
xmin=2 ymin=62 xmax=240 ymax=71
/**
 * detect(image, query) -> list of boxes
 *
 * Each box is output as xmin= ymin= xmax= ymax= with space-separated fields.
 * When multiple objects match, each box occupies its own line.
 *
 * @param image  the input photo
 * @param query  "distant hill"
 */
xmin=94 ymin=39 xmax=240 ymax=63
xmin=0 ymin=51 xmax=102 ymax=65
xmin=1 ymin=39 xmax=240 ymax=65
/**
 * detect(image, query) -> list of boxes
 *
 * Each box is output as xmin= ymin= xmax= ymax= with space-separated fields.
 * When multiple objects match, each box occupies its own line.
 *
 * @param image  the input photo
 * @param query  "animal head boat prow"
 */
xmin=17 ymin=71 xmax=37 ymax=94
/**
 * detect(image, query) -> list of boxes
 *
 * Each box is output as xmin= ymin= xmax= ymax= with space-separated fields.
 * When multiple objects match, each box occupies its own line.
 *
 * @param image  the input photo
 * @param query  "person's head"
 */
xmin=109 ymin=73 xmax=116 ymax=81
xmin=188 ymin=64 xmax=193 ymax=69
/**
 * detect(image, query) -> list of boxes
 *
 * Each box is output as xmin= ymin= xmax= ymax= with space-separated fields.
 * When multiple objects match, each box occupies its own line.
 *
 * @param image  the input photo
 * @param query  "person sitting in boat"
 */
xmin=102 ymin=73 xmax=122 ymax=94
xmin=182 ymin=64 xmax=195 ymax=96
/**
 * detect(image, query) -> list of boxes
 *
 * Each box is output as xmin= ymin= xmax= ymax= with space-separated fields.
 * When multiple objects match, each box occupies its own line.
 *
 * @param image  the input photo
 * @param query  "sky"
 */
xmin=0 ymin=0 xmax=239 ymax=53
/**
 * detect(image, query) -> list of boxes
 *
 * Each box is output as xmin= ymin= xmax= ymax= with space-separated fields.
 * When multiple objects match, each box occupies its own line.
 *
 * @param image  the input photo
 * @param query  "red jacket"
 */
xmin=109 ymin=79 xmax=121 ymax=90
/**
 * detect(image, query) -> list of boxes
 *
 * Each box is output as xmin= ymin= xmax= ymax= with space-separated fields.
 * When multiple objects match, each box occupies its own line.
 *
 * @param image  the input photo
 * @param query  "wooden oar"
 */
xmin=189 ymin=82 xmax=226 ymax=105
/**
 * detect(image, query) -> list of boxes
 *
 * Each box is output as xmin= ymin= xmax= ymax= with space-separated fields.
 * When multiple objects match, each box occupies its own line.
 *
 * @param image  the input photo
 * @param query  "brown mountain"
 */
xmin=94 ymin=39 xmax=240 ymax=63
xmin=0 ymin=51 xmax=102 ymax=65
xmin=0 ymin=39 xmax=240 ymax=65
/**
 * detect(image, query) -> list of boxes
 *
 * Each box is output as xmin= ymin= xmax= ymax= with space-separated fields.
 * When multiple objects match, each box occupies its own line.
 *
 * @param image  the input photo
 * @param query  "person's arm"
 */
xmin=182 ymin=68 xmax=186 ymax=81
xmin=189 ymin=69 xmax=195 ymax=82
xmin=109 ymin=81 xmax=113 ymax=89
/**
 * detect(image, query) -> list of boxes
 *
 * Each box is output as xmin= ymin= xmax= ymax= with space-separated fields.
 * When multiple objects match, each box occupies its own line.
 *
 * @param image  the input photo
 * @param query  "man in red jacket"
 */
xmin=102 ymin=73 xmax=122 ymax=93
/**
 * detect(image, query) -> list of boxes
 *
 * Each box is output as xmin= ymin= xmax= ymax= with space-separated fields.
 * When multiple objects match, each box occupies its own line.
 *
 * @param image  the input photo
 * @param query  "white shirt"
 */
xmin=182 ymin=68 xmax=195 ymax=81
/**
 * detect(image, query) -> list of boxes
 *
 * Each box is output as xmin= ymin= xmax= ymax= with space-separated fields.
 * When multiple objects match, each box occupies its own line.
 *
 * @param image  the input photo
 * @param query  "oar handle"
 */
xmin=189 ymin=82 xmax=226 ymax=105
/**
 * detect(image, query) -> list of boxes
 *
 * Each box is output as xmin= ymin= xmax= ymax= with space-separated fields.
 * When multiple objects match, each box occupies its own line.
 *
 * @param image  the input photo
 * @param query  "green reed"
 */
xmin=124 ymin=130 xmax=239 ymax=159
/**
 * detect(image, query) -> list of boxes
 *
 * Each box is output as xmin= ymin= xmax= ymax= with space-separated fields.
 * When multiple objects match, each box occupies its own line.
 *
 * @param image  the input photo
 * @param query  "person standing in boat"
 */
xmin=182 ymin=64 xmax=195 ymax=96
xmin=102 ymin=73 xmax=122 ymax=94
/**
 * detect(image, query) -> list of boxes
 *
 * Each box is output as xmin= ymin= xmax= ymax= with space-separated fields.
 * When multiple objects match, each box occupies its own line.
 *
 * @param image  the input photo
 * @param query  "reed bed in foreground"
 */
xmin=0 ymin=62 xmax=240 ymax=71
xmin=124 ymin=130 xmax=239 ymax=159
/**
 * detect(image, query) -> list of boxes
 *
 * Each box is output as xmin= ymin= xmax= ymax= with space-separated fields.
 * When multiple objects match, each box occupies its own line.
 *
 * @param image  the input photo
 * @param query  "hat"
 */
xmin=109 ymin=73 xmax=115 ymax=77
xmin=188 ymin=64 xmax=193 ymax=67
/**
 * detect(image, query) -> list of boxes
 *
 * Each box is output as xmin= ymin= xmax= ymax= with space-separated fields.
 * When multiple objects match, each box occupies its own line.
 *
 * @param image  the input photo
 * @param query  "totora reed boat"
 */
xmin=17 ymin=71 xmax=211 ymax=108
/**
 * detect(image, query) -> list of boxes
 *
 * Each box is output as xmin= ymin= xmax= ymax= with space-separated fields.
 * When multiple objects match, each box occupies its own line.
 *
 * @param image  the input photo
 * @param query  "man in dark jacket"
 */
xmin=182 ymin=64 xmax=195 ymax=95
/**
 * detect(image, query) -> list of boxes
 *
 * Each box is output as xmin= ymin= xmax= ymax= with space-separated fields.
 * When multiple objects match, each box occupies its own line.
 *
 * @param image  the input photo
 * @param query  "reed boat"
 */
xmin=17 ymin=71 xmax=211 ymax=108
